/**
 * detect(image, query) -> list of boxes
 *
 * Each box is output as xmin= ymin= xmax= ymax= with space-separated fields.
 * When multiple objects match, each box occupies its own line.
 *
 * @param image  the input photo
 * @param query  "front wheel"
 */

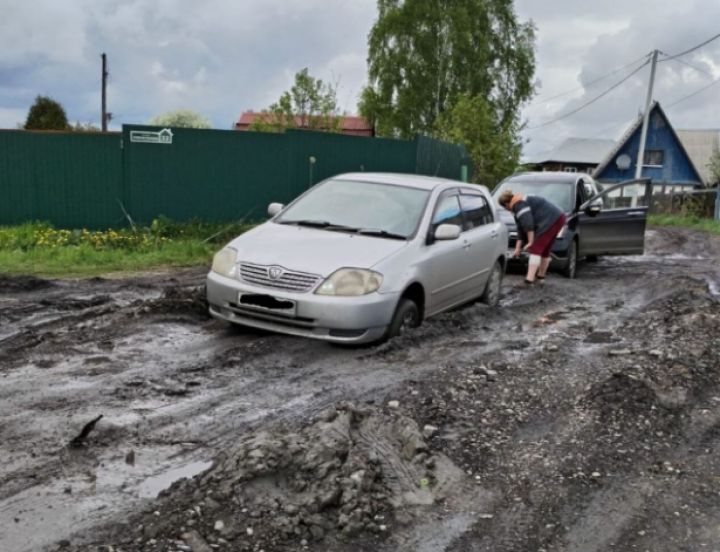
xmin=562 ymin=240 xmax=578 ymax=279
xmin=481 ymin=260 xmax=504 ymax=307
xmin=387 ymin=298 xmax=420 ymax=340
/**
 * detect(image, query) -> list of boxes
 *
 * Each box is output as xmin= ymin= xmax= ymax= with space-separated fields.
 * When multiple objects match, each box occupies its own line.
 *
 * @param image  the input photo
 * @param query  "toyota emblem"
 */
xmin=268 ymin=266 xmax=283 ymax=280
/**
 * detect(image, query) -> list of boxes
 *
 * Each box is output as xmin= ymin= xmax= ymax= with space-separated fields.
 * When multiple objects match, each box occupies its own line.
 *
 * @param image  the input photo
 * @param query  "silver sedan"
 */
xmin=206 ymin=173 xmax=507 ymax=344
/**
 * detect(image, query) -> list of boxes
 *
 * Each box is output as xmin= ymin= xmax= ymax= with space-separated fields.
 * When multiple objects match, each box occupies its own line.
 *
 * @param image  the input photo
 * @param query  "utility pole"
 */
xmin=635 ymin=49 xmax=659 ymax=180
xmin=101 ymin=53 xmax=108 ymax=132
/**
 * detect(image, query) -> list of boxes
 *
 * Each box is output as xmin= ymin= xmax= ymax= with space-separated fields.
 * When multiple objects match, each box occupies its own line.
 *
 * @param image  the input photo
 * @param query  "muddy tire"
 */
xmin=562 ymin=240 xmax=578 ymax=279
xmin=387 ymin=298 xmax=420 ymax=339
xmin=481 ymin=260 xmax=503 ymax=307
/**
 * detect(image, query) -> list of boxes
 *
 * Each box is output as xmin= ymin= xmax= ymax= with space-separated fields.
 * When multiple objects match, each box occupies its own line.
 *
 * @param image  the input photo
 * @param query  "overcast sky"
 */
xmin=1 ymin=0 xmax=718 ymax=158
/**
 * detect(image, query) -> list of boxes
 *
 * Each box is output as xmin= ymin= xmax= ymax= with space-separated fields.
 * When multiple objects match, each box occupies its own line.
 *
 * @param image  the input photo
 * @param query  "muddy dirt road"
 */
xmin=1 ymin=227 xmax=719 ymax=552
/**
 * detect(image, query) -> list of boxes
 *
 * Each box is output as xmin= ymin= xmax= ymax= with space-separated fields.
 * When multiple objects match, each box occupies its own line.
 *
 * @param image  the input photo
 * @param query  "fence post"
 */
xmin=461 ymin=164 xmax=468 ymax=182
xmin=715 ymin=186 xmax=720 ymax=220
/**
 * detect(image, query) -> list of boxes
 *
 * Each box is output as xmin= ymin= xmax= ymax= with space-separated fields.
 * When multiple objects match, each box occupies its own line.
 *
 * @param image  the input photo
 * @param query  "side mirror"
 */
xmin=434 ymin=224 xmax=461 ymax=241
xmin=267 ymin=203 xmax=284 ymax=217
xmin=583 ymin=198 xmax=603 ymax=217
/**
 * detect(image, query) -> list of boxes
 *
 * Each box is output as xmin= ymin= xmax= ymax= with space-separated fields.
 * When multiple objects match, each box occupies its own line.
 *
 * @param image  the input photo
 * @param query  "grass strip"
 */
xmin=648 ymin=214 xmax=720 ymax=235
xmin=0 ymin=219 xmax=253 ymax=277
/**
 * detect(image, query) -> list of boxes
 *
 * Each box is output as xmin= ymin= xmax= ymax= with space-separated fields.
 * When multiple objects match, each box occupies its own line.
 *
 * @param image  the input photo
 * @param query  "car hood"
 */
xmin=228 ymin=222 xmax=409 ymax=277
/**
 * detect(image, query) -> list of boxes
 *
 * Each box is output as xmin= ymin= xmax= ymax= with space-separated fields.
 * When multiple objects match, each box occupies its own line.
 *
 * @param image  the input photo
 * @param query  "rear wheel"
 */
xmin=481 ymin=260 xmax=504 ymax=307
xmin=562 ymin=240 xmax=578 ymax=279
xmin=387 ymin=298 xmax=420 ymax=339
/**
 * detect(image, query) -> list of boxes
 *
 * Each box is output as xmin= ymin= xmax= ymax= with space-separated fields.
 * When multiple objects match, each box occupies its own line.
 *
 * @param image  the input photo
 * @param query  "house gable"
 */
xmin=594 ymin=102 xmax=703 ymax=186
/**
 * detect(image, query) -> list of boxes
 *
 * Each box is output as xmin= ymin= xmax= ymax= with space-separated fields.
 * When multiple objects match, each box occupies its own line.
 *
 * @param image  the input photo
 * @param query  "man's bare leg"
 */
xmin=526 ymin=254 xmax=541 ymax=282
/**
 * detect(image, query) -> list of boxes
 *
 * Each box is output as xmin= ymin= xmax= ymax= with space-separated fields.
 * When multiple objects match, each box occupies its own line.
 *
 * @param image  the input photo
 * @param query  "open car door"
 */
xmin=579 ymin=178 xmax=651 ymax=256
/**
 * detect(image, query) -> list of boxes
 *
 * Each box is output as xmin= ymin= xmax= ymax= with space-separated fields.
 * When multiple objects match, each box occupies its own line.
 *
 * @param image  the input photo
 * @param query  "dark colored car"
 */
xmin=492 ymin=172 xmax=651 ymax=278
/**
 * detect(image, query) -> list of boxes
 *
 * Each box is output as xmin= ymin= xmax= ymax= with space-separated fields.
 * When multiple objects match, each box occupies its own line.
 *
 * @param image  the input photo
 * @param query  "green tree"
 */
xmin=435 ymin=94 xmax=520 ymax=186
xmin=359 ymin=0 xmax=535 ymax=143
xmin=24 ymin=95 xmax=69 ymax=130
xmin=148 ymin=109 xmax=211 ymax=128
xmin=71 ymin=121 xmax=101 ymax=132
xmin=709 ymin=148 xmax=720 ymax=185
xmin=250 ymin=68 xmax=341 ymax=133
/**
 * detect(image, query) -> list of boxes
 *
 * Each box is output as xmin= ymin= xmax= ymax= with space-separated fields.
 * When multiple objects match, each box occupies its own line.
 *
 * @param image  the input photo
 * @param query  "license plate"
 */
xmin=238 ymin=293 xmax=296 ymax=316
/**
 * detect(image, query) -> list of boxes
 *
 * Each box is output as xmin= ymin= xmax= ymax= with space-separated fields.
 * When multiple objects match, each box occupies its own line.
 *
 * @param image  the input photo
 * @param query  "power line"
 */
xmin=666 ymin=75 xmax=720 ymax=108
xmin=533 ymin=52 xmax=651 ymax=103
xmin=525 ymin=59 xmax=651 ymax=131
xmin=661 ymin=31 xmax=720 ymax=60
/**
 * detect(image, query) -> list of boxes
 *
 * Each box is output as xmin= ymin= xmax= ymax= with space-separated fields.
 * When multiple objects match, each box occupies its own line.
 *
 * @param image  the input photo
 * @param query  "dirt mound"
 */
xmin=0 ymin=274 xmax=55 ymax=292
xmin=143 ymin=286 xmax=209 ymax=318
xmin=585 ymin=373 xmax=660 ymax=416
xmin=89 ymin=403 xmax=463 ymax=552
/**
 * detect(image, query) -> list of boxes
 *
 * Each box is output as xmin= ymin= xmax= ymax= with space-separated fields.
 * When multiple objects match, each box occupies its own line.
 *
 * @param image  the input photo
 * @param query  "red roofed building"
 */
xmin=234 ymin=111 xmax=374 ymax=137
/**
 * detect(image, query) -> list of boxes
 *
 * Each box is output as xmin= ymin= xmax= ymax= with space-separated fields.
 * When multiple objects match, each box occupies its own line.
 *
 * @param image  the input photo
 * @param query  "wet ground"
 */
xmin=1 ymin=227 xmax=719 ymax=552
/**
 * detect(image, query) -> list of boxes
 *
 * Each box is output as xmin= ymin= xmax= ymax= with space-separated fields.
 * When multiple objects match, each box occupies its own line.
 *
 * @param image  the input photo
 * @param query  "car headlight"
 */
xmin=211 ymin=247 xmax=238 ymax=277
xmin=315 ymin=268 xmax=383 ymax=296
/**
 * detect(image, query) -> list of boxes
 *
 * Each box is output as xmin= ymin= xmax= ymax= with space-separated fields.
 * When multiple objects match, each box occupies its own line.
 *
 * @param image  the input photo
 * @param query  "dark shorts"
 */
xmin=528 ymin=214 xmax=566 ymax=257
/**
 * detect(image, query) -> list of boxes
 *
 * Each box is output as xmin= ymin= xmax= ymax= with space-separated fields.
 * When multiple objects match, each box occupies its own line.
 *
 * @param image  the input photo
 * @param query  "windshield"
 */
xmin=276 ymin=179 xmax=431 ymax=238
xmin=494 ymin=179 xmax=573 ymax=212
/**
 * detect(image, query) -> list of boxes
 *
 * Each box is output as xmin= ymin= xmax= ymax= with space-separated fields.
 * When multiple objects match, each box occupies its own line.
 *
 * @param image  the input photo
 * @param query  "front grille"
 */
xmin=239 ymin=262 xmax=321 ymax=293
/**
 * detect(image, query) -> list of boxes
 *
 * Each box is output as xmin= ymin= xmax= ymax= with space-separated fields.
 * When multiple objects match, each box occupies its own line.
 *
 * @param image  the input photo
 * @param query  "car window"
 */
xmin=460 ymin=194 xmax=493 ymax=230
xmin=432 ymin=194 xmax=463 ymax=230
xmin=598 ymin=181 xmax=651 ymax=209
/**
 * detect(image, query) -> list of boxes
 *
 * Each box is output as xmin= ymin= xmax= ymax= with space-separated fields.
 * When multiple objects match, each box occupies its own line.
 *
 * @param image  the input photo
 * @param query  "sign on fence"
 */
xmin=129 ymin=128 xmax=173 ymax=145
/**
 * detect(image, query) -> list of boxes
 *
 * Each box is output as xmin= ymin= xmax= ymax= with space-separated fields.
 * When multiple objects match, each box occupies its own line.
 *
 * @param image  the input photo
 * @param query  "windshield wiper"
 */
xmin=279 ymin=219 xmax=332 ymax=228
xmin=280 ymin=220 xmax=406 ymax=239
xmin=356 ymin=228 xmax=408 ymax=240
xmin=280 ymin=219 xmax=356 ymax=232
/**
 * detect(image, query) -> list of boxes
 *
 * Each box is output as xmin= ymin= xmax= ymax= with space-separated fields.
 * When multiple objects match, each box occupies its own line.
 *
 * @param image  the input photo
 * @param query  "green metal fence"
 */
xmin=0 ymin=130 xmax=122 ymax=228
xmin=0 ymin=126 xmax=469 ymax=229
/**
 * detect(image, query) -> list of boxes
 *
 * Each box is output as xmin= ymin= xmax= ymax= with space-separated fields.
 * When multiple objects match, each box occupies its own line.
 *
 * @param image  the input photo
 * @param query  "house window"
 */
xmin=563 ymin=166 xmax=577 ymax=173
xmin=643 ymin=150 xmax=664 ymax=167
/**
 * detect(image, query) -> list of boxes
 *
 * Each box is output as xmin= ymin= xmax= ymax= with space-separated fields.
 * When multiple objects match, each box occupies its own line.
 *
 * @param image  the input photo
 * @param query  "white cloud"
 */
xmin=517 ymin=0 xmax=720 ymax=156
xmin=0 ymin=107 xmax=25 ymax=128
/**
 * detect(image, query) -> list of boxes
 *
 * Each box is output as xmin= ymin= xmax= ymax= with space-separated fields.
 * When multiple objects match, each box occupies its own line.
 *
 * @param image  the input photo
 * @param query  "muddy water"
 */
xmin=0 ymin=228 xmax=719 ymax=552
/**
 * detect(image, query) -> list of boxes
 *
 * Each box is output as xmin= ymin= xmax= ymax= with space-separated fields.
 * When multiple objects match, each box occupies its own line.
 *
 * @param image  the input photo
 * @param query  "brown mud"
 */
xmin=1 ymin=228 xmax=719 ymax=552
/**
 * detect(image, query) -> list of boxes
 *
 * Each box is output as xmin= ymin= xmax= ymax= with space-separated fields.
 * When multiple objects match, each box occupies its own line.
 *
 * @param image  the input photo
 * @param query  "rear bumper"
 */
xmin=206 ymin=271 xmax=398 ymax=344
xmin=506 ymin=232 xmax=572 ymax=265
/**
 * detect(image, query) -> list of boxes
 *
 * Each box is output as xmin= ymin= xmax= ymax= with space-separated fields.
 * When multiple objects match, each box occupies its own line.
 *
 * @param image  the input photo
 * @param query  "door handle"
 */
xmin=490 ymin=230 xmax=499 ymax=239
xmin=628 ymin=211 xmax=645 ymax=217
xmin=462 ymin=240 xmax=472 ymax=250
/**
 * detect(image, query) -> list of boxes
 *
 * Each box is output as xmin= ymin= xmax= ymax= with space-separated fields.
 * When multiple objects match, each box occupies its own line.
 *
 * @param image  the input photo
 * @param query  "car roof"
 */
xmin=334 ymin=172 xmax=484 ymax=192
xmin=503 ymin=171 xmax=593 ymax=184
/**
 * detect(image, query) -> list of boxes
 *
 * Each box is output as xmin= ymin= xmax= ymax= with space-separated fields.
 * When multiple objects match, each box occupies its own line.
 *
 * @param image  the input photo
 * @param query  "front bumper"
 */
xmin=206 ymin=271 xmax=399 ymax=344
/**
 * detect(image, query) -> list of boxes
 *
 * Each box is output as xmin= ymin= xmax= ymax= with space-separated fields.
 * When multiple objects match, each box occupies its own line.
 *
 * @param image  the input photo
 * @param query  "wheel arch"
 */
xmin=400 ymin=281 xmax=426 ymax=321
